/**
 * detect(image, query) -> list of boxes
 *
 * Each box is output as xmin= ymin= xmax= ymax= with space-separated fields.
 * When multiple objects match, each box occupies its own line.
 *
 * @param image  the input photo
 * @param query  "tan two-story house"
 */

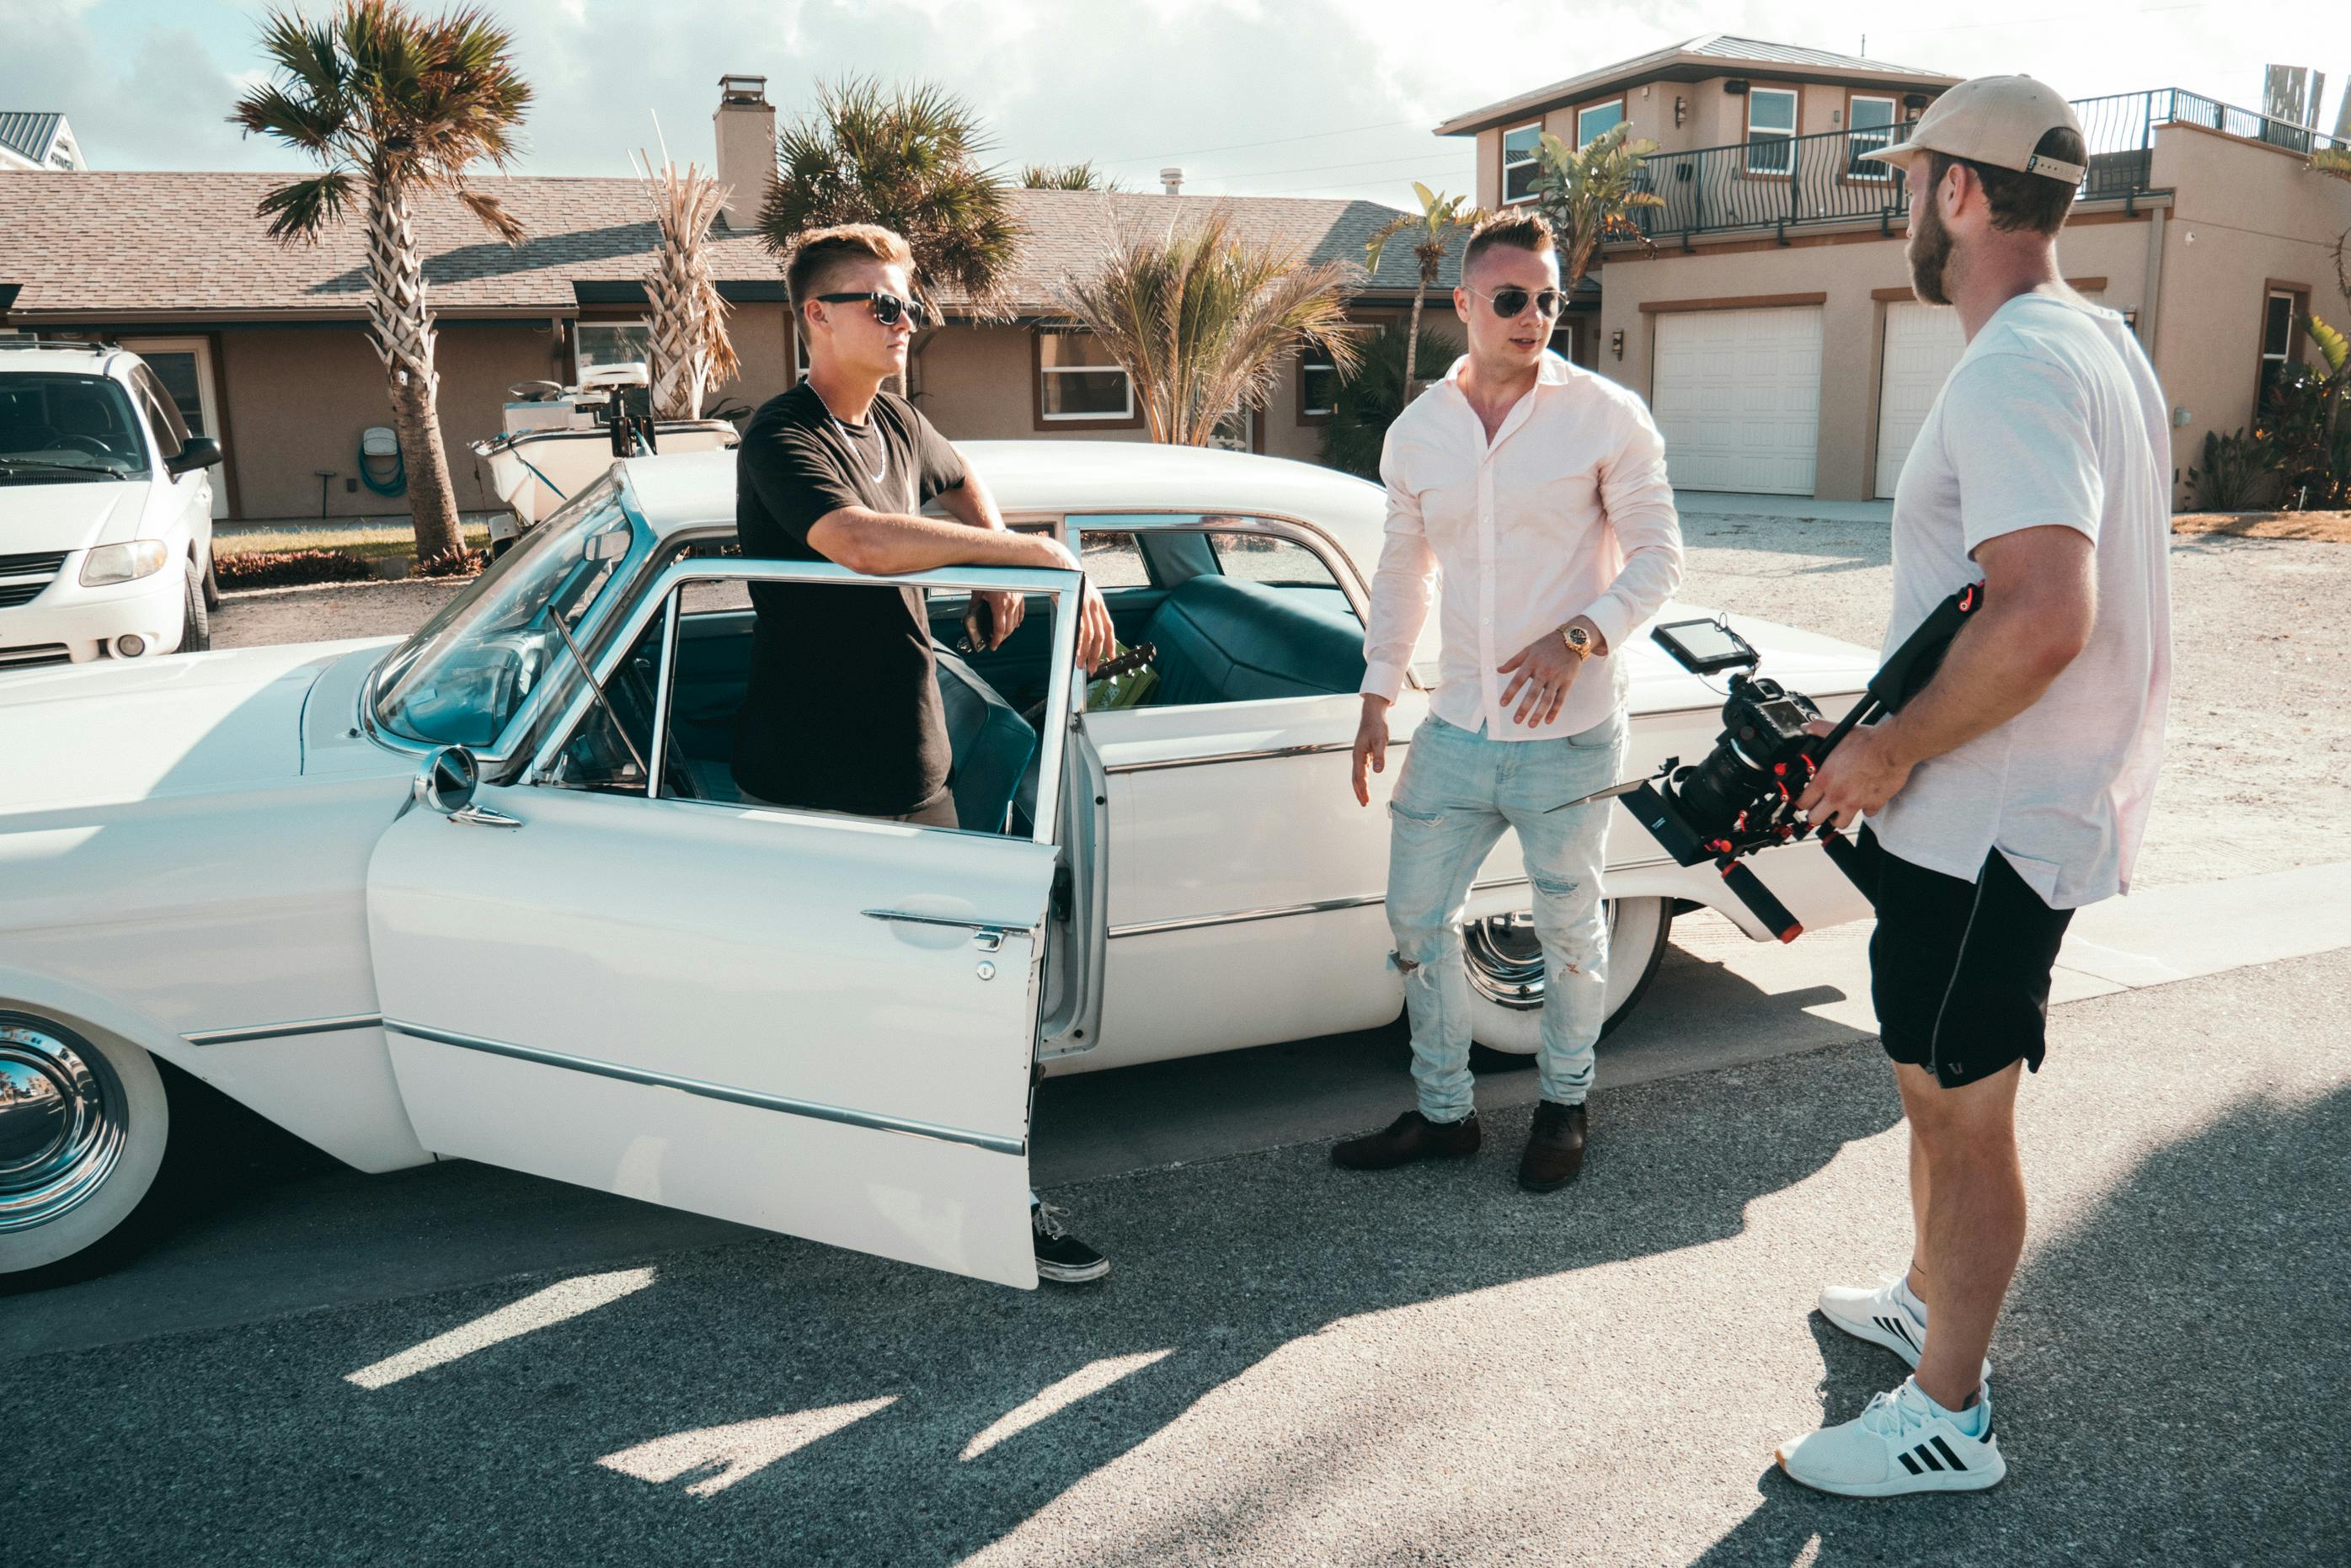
xmin=1440 ymin=35 xmax=2351 ymax=504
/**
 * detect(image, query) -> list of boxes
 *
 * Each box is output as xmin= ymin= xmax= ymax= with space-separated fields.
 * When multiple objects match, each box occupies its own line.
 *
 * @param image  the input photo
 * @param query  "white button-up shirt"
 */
xmin=1361 ymin=351 xmax=1684 ymax=740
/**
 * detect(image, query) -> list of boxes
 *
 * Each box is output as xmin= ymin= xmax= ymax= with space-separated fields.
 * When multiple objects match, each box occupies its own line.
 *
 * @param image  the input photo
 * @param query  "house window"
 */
xmin=1575 ymin=99 xmax=1625 ymax=147
xmin=1503 ymin=122 xmax=1543 ymax=204
xmin=576 ymin=320 xmax=652 ymax=378
xmin=2257 ymin=288 xmax=2301 ymax=408
xmin=1746 ymin=88 xmax=1798 ymax=174
xmin=1036 ymin=329 xmax=1135 ymax=422
xmin=1299 ymin=351 xmax=1338 ymax=421
xmin=1847 ymin=95 xmax=1898 ymax=178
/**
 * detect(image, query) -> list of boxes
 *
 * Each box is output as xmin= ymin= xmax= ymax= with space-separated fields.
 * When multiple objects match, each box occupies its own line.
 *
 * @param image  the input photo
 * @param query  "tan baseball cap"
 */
xmin=1861 ymin=75 xmax=2087 ymax=184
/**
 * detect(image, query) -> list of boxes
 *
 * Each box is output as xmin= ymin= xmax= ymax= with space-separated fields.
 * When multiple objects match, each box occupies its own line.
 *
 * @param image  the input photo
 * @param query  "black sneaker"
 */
xmin=1032 ymin=1201 xmax=1110 ymax=1284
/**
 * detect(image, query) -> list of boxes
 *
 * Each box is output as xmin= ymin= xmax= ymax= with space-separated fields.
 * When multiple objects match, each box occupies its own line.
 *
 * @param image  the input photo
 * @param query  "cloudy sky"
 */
xmin=7 ymin=0 xmax=2343 ymax=208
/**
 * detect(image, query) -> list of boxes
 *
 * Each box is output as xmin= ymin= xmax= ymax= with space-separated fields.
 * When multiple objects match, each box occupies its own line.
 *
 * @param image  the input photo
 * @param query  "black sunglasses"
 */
xmin=1466 ymin=285 xmax=1567 ymax=320
xmin=816 ymin=291 xmax=927 ymax=327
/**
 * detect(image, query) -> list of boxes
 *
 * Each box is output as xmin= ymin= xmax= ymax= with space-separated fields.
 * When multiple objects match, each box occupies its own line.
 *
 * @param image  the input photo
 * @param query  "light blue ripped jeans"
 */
xmin=1387 ymin=708 xmax=1627 ymax=1123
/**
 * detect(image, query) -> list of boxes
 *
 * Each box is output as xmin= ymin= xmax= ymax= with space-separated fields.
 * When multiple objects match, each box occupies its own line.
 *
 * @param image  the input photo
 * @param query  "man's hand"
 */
xmin=1351 ymin=696 xmax=1391 ymax=806
xmin=966 ymin=589 xmax=1025 ymax=651
xmin=1498 ymin=617 xmax=1602 ymax=728
xmin=1796 ymin=718 xmax=1914 ymax=833
xmin=1023 ymin=535 xmax=1115 ymax=672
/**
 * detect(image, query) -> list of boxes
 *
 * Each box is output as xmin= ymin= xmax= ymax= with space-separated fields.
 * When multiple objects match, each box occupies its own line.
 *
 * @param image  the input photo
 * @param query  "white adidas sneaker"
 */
xmin=1819 ymin=1273 xmax=1932 ymax=1367
xmin=1776 ymin=1377 xmax=2006 ymax=1497
xmin=1819 ymin=1272 xmax=1994 ymax=1382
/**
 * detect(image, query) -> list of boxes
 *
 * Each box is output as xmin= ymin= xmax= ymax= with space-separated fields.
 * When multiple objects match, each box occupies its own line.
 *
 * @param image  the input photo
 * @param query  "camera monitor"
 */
xmin=1652 ymin=617 xmax=1759 ymax=675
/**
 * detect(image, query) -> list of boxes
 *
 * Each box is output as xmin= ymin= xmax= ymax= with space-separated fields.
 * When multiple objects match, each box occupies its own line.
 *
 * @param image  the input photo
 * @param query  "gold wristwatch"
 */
xmin=1559 ymin=624 xmax=1594 ymax=659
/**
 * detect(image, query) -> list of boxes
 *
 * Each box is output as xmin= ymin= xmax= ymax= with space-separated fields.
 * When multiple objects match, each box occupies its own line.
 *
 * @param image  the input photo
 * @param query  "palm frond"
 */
xmin=453 ymin=185 xmax=526 ymax=246
xmin=254 ymin=170 xmax=358 ymax=244
xmin=1059 ymin=205 xmax=1363 ymax=446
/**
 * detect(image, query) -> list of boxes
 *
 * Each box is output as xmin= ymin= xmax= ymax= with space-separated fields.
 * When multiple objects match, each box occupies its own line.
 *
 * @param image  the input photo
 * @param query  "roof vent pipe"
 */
xmin=1161 ymin=166 xmax=1184 ymax=195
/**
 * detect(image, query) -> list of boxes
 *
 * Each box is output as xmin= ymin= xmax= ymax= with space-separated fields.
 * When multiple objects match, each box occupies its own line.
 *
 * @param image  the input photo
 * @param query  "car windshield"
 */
xmin=371 ymin=475 xmax=644 ymax=750
xmin=0 ymin=372 xmax=152 ymax=481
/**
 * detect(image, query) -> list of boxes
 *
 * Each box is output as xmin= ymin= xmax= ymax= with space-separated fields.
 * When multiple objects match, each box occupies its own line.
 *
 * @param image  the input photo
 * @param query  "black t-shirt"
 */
xmin=732 ymin=382 xmax=970 ymax=815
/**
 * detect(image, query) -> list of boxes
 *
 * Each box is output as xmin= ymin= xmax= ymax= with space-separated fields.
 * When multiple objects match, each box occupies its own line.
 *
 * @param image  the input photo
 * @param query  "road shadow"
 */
xmin=1689 ymin=1081 xmax=2351 ymax=1565
xmin=6 ymin=1038 xmax=1905 ymax=1565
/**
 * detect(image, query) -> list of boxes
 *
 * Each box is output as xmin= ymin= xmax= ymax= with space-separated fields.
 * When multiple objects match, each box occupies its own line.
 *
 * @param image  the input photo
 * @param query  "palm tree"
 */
xmin=231 ymin=1 xmax=531 ymax=564
xmin=1530 ymin=122 xmax=1664 ymax=291
xmin=1021 ymin=162 xmax=1122 ymax=191
xmin=761 ymin=77 xmax=1020 ymax=323
xmin=1056 ymin=205 xmax=1363 ymax=447
xmin=1363 ymin=184 xmax=1483 ymax=393
xmin=639 ymin=155 xmax=740 ymax=419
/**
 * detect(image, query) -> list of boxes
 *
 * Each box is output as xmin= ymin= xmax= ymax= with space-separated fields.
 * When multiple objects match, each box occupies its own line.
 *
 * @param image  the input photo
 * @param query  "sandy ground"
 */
xmin=215 ymin=514 xmax=2348 ymax=891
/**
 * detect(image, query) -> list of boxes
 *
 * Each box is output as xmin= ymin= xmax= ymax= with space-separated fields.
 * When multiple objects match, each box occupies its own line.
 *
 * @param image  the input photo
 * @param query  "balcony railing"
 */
xmin=1627 ymin=87 xmax=2348 ymax=245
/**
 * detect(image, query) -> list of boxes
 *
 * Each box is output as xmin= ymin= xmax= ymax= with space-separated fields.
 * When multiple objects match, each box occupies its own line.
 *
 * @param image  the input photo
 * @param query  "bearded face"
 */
xmin=1906 ymin=173 xmax=1955 ymax=306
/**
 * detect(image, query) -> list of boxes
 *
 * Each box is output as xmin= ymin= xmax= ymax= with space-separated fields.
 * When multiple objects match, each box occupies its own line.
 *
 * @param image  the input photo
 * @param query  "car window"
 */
xmin=1207 ymin=531 xmax=1349 ymax=594
xmin=131 ymin=376 xmax=185 ymax=462
xmin=372 ymin=476 xmax=644 ymax=750
xmin=1077 ymin=530 xmax=1151 ymax=587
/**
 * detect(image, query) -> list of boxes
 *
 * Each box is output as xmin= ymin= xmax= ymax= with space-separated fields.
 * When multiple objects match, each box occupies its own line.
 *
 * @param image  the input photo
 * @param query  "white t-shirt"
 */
xmin=1871 ymin=291 xmax=2172 ymax=909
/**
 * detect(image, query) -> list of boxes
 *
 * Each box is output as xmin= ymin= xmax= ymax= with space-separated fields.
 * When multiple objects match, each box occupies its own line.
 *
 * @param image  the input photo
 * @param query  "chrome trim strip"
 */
xmin=184 ymin=1013 xmax=383 ymax=1048
xmin=384 ymin=1021 xmax=1026 ymax=1157
xmin=1103 ymin=861 xmax=1678 ymax=939
xmin=862 ymin=909 xmax=1039 ymax=937
xmin=1106 ymin=739 xmax=1374 ymax=776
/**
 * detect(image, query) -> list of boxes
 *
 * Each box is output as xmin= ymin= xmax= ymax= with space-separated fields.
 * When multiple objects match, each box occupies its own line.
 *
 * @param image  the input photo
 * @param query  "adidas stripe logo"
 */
xmin=1875 ymin=1314 xmax=1920 ymax=1352
xmin=1895 ymin=1436 xmax=1971 ymax=1475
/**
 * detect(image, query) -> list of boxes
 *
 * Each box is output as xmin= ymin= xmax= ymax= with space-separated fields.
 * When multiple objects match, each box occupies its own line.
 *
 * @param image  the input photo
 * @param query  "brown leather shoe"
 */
xmin=1518 ymin=1100 xmax=1588 ymax=1192
xmin=1332 ymin=1110 xmax=1482 ymax=1171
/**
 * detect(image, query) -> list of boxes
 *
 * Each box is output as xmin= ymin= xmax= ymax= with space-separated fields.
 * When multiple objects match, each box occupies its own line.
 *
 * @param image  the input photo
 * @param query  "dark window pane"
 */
xmin=1301 ymin=362 xmax=1338 ymax=414
xmin=2262 ymin=295 xmax=2295 ymax=356
xmin=1504 ymin=160 xmax=1540 ymax=202
xmin=1043 ymin=368 xmax=1130 ymax=418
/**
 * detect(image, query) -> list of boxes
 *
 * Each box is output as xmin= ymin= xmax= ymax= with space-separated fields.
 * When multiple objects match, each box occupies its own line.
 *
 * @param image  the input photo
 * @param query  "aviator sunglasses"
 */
xmin=815 ymin=290 xmax=928 ymax=328
xmin=1464 ymin=284 xmax=1567 ymax=320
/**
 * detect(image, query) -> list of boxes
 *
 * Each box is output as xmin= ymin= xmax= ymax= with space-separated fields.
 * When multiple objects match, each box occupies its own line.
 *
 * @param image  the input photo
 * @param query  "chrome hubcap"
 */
xmin=0 ymin=1018 xmax=126 ymax=1233
xmin=1462 ymin=901 xmax=1619 ymax=1011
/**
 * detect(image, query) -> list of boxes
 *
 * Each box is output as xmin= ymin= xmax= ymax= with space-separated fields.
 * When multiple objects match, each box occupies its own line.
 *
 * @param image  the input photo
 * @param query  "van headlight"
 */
xmin=79 ymin=540 xmax=169 ymax=587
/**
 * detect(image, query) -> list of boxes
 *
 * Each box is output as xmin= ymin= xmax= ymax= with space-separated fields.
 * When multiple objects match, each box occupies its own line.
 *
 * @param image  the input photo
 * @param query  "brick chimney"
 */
xmin=713 ymin=74 xmax=775 ymax=232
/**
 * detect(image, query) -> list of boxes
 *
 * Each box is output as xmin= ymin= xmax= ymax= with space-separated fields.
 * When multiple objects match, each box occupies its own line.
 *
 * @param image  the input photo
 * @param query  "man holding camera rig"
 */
xmin=1339 ymin=209 xmax=1682 ymax=1192
xmin=734 ymin=222 xmax=1117 ymax=1284
xmin=1772 ymin=79 xmax=2172 ymax=1496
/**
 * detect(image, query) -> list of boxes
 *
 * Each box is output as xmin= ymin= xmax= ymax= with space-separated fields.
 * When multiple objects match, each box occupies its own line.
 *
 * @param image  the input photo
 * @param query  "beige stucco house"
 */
xmin=0 ymin=79 xmax=1445 ymax=522
xmin=1440 ymin=35 xmax=2351 ymax=502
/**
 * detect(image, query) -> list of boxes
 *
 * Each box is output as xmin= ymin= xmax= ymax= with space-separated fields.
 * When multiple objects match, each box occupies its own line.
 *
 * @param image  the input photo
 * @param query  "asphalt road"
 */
xmin=5 ymin=947 xmax=2344 ymax=1565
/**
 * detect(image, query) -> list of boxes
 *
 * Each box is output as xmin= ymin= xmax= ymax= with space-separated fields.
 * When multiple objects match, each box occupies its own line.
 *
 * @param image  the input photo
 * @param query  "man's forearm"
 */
xmin=1878 ymin=605 xmax=2082 ymax=769
xmin=809 ymin=506 xmax=1048 ymax=576
xmin=935 ymin=473 xmax=1007 ymax=533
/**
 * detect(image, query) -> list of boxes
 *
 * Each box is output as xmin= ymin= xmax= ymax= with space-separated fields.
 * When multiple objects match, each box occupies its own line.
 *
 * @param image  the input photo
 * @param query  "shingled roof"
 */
xmin=0 ymin=173 xmax=1451 ymax=326
xmin=1434 ymin=33 xmax=1958 ymax=137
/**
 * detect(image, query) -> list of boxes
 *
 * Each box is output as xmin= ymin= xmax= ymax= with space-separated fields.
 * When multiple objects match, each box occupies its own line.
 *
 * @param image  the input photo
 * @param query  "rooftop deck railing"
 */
xmin=1626 ymin=87 xmax=2348 ymax=245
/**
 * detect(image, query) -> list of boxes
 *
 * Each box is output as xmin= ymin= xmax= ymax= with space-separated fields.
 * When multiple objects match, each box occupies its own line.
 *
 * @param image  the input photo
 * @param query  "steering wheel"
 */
xmin=55 ymin=435 xmax=116 ymax=459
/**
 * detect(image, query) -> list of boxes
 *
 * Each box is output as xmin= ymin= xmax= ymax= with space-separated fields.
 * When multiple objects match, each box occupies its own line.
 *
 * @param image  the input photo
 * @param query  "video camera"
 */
xmin=1613 ymin=584 xmax=1985 ymax=942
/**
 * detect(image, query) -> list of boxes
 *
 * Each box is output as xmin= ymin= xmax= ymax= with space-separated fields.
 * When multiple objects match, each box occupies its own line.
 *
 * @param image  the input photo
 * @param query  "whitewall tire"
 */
xmin=0 ymin=1014 xmax=172 ymax=1291
xmin=1464 ymin=896 xmax=1673 ymax=1055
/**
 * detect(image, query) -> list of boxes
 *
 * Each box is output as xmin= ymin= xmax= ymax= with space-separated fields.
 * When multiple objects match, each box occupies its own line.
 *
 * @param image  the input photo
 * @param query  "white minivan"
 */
xmin=0 ymin=341 xmax=223 ymax=670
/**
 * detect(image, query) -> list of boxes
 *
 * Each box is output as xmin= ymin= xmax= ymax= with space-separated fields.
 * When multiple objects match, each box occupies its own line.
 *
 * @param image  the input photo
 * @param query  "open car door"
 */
xmin=364 ymin=557 xmax=1087 ymax=1288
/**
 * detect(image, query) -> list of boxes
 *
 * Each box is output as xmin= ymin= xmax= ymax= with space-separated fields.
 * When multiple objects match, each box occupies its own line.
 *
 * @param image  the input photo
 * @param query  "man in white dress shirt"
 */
xmin=1336 ymin=210 xmax=1683 ymax=1192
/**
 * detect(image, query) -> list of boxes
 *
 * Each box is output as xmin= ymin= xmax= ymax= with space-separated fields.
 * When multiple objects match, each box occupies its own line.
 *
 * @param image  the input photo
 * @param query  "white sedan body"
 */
xmin=0 ymin=442 xmax=1875 ymax=1291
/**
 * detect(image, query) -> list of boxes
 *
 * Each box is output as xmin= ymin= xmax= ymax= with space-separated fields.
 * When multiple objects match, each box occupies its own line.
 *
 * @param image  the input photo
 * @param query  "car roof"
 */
xmin=620 ymin=441 xmax=1391 ymax=566
xmin=0 ymin=342 xmax=124 ymax=376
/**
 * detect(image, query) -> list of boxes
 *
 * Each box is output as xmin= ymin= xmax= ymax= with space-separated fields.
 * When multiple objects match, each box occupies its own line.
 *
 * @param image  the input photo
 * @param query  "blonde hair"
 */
xmin=785 ymin=224 xmax=916 ymax=311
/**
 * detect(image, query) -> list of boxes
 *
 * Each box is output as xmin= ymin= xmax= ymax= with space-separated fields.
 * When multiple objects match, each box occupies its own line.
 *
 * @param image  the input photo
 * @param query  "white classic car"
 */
xmin=0 ymin=442 xmax=1876 ymax=1293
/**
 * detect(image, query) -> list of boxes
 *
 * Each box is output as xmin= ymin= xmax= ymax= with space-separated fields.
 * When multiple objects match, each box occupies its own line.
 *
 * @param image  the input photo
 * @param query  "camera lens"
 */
xmin=1675 ymin=737 xmax=1774 ymax=840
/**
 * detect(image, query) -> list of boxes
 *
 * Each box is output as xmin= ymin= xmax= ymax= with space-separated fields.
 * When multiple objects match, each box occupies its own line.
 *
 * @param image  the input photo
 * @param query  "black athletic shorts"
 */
xmin=1852 ymin=826 xmax=2076 ymax=1090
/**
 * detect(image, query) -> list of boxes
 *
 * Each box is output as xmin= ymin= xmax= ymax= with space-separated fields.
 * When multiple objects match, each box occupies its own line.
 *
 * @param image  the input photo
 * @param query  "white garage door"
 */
xmin=1876 ymin=292 xmax=2101 ymax=498
xmin=1651 ymin=306 xmax=1822 ymax=495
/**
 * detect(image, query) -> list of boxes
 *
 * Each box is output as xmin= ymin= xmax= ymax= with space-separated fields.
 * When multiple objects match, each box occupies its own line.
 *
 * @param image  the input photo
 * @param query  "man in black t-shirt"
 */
xmin=739 ymin=223 xmax=1115 ymax=1282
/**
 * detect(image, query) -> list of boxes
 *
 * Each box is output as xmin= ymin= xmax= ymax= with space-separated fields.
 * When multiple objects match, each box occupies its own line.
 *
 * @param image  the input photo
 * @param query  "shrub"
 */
xmin=214 ymin=548 xmax=376 ymax=589
xmin=2185 ymin=429 xmax=2276 ymax=511
xmin=416 ymin=547 xmax=489 ymax=578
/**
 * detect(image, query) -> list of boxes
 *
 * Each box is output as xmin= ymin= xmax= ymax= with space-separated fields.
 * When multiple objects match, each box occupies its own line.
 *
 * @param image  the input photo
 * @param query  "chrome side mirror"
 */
xmin=414 ymin=746 xmax=480 ymax=816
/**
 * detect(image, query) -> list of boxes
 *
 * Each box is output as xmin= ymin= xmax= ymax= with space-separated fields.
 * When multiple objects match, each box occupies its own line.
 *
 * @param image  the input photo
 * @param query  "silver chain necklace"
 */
xmin=810 ymin=383 xmax=887 ymax=484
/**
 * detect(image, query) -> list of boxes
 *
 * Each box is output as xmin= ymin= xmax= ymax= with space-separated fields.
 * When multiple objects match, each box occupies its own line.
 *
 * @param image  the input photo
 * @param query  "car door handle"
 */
xmin=861 ymin=909 xmax=1034 ymax=950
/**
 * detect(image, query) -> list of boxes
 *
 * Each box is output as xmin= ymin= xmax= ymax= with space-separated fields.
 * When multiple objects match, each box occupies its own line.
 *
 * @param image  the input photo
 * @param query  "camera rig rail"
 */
xmin=1622 ymin=583 xmax=1985 ymax=942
